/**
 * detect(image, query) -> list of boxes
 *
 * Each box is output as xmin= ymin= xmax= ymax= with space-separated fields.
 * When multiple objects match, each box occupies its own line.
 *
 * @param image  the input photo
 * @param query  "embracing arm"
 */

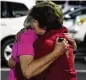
xmin=64 ymin=33 xmax=77 ymax=62
xmin=8 ymin=56 xmax=16 ymax=68
xmin=31 ymin=56 xmax=55 ymax=77
xmin=19 ymin=42 xmax=65 ymax=79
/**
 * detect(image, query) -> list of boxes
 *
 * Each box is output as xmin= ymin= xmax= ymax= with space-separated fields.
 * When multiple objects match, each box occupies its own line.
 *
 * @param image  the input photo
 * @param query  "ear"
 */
xmin=39 ymin=29 xmax=46 ymax=35
xmin=32 ymin=20 xmax=39 ymax=27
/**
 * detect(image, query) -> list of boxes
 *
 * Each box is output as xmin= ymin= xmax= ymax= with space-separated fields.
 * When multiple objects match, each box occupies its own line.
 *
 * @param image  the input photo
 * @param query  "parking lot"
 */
xmin=1 ymin=58 xmax=86 ymax=80
xmin=1 ymin=0 xmax=86 ymax=80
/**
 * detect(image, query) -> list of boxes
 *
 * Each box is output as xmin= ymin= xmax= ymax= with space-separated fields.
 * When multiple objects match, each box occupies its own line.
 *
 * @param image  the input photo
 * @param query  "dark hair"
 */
xmin=29 ymin=2 xmax=62 ymax=31
xmin=16 ymin=1 xmax=63 ymax=41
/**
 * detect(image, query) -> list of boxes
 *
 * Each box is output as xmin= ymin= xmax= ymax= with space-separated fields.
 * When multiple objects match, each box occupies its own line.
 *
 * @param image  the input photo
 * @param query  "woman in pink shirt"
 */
xmin=8 ymin=27 xmax=38 ymax=80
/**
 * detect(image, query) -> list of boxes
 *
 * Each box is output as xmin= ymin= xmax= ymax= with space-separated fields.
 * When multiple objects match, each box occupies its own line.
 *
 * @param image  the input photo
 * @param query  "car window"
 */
xmin=11 ymin=2 xmax=28 ymax=17
xmin=1 ymin=1 xmax=9 ymax=18
xmin=1 ymin=1 xmax=28 ymax=18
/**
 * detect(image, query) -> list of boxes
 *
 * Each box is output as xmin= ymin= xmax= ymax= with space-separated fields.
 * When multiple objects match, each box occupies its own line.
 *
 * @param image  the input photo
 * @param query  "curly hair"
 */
xmin=24 ymin=1 xmax=63 ymax=31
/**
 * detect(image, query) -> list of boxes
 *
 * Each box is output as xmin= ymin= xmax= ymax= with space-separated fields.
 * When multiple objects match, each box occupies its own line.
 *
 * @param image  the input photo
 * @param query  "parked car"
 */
xmin=63 ymin=7 xmax=86 ymax=61
xmin=1 ymin=0 xmax=36 ymax=67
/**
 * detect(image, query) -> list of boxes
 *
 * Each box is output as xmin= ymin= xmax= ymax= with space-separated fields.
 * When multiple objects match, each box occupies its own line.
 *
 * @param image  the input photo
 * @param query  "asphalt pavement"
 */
xmin=1 ymin=59 xmax=86 ymax=80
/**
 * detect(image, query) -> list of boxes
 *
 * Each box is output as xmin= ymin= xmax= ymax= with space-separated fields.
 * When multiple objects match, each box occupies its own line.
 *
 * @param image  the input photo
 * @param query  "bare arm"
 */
xmin=64 ymin=33 xmax=77 ymax=62
xmin=31 ymin=56 xmax=56 ymax=77
xmin=8 ymin=56 xmax=16 ymax=68
xmin=20 ymin=41 xmax=65 ymax=79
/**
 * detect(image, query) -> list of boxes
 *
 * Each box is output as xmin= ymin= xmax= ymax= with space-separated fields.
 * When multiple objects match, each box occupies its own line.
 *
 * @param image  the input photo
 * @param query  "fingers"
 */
xmin=64 ymin=33 xmax=75 ymax=44
xmin=64 ymin=33 xmax=77 ymax=51
xmin=53 ymin=38 xmax=68 ymax=55
xmin=8 ymin=58 xmax=16 ymax=68
xmin=56 ymin=38 xmax=68 ymax=48
xmin=64 ymin=33 xmax=74 ymax=40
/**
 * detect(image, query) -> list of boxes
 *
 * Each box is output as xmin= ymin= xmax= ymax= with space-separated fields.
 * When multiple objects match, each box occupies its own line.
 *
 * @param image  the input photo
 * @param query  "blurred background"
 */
xmin=0 ymin=0 xmax=86 ymax=80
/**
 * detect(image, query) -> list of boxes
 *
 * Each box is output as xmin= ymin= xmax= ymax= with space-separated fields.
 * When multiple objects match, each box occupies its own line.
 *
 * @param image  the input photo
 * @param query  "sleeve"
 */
xmin=17 ymin=33 xmax=35 ymax=57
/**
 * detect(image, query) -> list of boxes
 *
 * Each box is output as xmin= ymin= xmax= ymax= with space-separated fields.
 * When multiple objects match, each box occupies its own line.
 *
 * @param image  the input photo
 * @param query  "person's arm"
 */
xmin=19 ymin=41 xmax=66 ymax=79
xmin=64 ymin=33 xmax=77 ymax=62
xmin=8 ymin=56 xmax=16 ymax=68
xmin=30 ymin=56 xmax=56 ymax=77
xmin=8 ymin=28 xmax=27 ymax=68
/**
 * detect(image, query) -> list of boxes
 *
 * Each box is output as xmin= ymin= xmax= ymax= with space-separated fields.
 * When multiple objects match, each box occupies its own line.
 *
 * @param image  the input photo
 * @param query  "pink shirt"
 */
xmin=8 ymin=29 xmax=38 ymax=80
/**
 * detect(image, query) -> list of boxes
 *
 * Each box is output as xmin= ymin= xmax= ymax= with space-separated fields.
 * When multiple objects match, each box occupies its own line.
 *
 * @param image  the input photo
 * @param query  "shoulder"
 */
xmin=20 ymin=29 xmax=37 ymax=41
xmin=17 ymin=29 xmax=37 ymax=45
xmin=23 ymin=29 xmax=37 ymax=39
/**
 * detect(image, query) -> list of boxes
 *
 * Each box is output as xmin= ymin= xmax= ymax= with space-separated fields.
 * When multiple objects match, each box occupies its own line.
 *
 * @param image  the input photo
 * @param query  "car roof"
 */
xmin=1 ymin=0 xmax=28 ymax=3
